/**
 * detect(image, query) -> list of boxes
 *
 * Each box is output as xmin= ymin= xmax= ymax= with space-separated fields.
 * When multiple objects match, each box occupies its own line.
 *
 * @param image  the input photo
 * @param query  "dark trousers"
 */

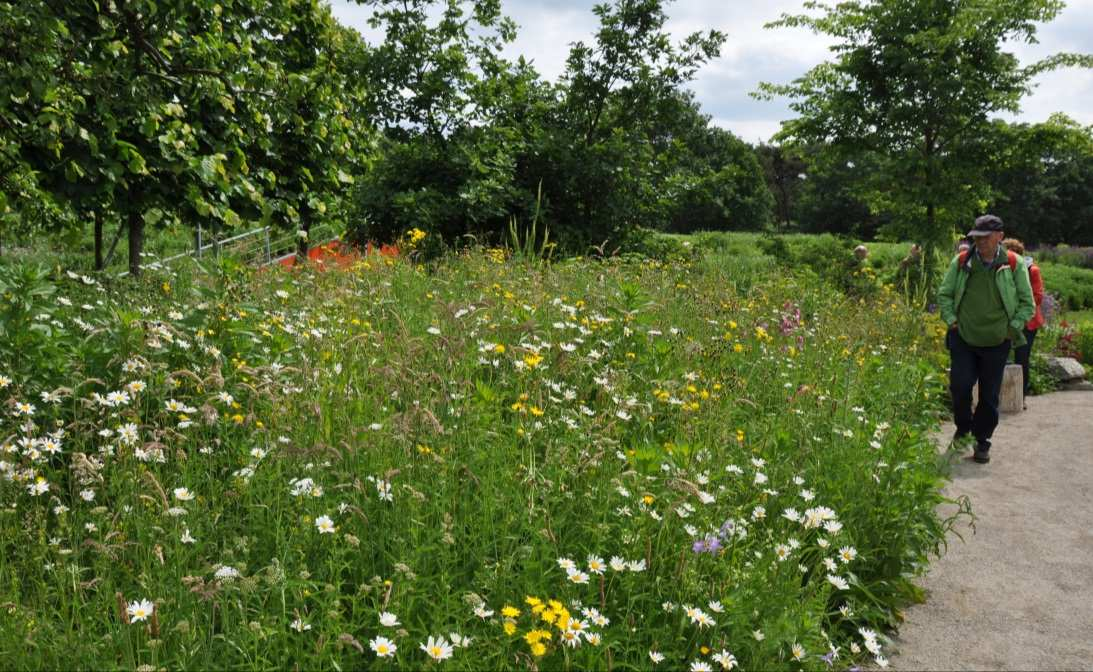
xmin=948 ymin=330 xmax=1011 ymax=449
xmin=1012 ymin=328 xmax=1037 ymax=396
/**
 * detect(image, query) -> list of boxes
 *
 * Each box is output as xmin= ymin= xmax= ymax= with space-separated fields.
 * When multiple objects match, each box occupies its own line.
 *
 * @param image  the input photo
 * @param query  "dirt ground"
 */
xmin=890 ymin=390 xmax=1093 ymax=670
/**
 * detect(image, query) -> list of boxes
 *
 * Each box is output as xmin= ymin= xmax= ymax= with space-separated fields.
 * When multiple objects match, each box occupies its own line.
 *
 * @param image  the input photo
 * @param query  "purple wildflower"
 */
xmin=719 ymin=519 xmax=736 ymax=538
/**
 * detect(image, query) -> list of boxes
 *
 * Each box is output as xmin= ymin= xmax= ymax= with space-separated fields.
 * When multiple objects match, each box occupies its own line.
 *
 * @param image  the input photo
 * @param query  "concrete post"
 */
xmin=972 ymin=363 xmax=1024 ymax=413
xmin=999 ymin=363 xmax=1024 ymax=413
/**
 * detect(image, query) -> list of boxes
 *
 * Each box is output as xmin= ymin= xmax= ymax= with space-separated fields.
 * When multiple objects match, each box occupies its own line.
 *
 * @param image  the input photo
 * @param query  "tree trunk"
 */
xmin=777 ymin=180 xmax=791 ymax=229
xmin=923 ymin=126 xmax=938 ymax=246
xmin=128 ymin=208 xmax=144 ymax=277
xmin=296 ymin=212 xmax=311 ymax=261
xmin=94 ymin=211 xmax=104 ymax=270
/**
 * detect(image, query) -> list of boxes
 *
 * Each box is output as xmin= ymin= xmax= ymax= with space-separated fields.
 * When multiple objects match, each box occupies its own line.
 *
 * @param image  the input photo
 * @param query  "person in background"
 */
xmin=1003 ymin=238 xmax=1045 ymax=407
xmin=895 ymin=243 xmax=925 ymax=295
xmin=938 ymin=215 xmax=1035 ymax=464
xmin=853 ymin=244 xmax=869 ymax=260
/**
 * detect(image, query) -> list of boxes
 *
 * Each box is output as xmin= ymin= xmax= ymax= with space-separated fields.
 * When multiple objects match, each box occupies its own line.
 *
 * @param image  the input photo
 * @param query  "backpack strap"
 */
xmin=960 ymin=249 xmax=1019 ymax=271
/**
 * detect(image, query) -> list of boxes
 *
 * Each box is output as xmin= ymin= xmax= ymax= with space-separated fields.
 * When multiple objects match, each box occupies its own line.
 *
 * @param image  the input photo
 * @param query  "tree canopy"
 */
xmin=2 ymin=0 xmax=1091 ymax=271
xmin=756 ymin=0 xmax=1093 ymax=247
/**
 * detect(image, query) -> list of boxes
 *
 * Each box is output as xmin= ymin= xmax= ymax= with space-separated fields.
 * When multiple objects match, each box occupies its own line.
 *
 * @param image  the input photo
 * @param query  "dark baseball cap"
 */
xmin=967 ymin=214 xmax=1004 ymax=237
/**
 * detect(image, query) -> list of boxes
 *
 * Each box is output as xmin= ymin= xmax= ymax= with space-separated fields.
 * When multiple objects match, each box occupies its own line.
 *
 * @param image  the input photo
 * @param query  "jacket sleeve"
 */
xmin=1010 ymin=257 xmax=1035 ymax=329
xmin=937 ymin=256 xmax=960 ymax=327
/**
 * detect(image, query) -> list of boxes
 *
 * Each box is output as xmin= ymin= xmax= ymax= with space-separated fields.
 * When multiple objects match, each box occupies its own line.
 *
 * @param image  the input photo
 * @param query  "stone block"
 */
xmin=1045 ymin=356 xmax=1087 ymax=382
xmin=1061 ymin=380 xmax=1093 ymax=392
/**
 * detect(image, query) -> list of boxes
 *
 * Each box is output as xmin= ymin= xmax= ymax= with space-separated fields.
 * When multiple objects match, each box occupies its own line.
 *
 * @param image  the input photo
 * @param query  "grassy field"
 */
xmin=662 ymin=231 xmax=1093 ymax=313
xmin=0 ymin=242 xmax=961 ymax=670
xmin=1060 ymin=309 xmax=1093 ymax=325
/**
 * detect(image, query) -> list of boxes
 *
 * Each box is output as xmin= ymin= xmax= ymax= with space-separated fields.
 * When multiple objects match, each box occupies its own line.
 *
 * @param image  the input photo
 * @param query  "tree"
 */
xmin=249 ymin=2 xmax=371 ymax=258
xmin=6 ymin=0 xmax=282 ymax=275
xmin=653 ymin=96 xmax=773 ymax=233
xmin=756 ymin=144 xmax=806 ymax=230
xmin=985 ymin=114 xmax=1093 ymax=245
xmin=553 ymin=0 xmax=725 ymax=246
xmin=794 ymin=145 xmax=891 ymax=238
xmin=0 ymin=1 xmax=84 ymax=255
xmin=347 ymin=0 xmax=522 ymax=247
xmin=756 ymin=0 xmax=1093 ymax=249
xmin=346 ymin=0 xmax=734 ymax=253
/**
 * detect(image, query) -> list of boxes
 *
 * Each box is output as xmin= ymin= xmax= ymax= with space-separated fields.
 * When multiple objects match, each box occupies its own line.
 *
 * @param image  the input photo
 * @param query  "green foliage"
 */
xmin=1027 ymin=352 xmax=1060 ymax=395
xmin=757 ymin=0 xmax=1093 ymax=249
xmin=757 ymin=234 xmax=880 ymax=297
xmin=347 ymin=0 xmax=743 ymax=255
xmin=1071 ymin=320 xmax=1093 ymax=364
xmin=0 ymin=262 xmax=68 ymax=385
xmin=794 ymin=149 xmax=892 ymax=240
xmin=0 ymin=245 xmax=961 ymax=670
xmin=756 ymin=144 xmax=807 ymax=230
xmin=985 ymin=114 xmax=1093 ymax=246
xmin=619 ymin=229 xmax=696 ymax=263
xmin=661 ymin=121 xmax=775 ymax=234
xmin=1 ymin=0 xmax=372 ymax=275
xmin=506 ymin=183 xmax=553 ymax=263
xmin=1039 ymin=262 xmax=1093 ymax=310
xmin=345 ymin=0 xmax=523 ymax=248
xmin=1035 ymin=244 xmax=1093 ymax=271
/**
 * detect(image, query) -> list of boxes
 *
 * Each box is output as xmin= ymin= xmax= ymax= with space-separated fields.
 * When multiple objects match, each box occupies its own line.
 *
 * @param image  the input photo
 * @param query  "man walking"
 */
xmin=938 ymin=215 xmax=1035 ymax=463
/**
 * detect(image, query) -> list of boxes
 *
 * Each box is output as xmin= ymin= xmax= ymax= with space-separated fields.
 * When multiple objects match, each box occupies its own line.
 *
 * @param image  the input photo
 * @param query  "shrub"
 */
xmin=1038 ymin=262 xmax=1093 ymax=311
xmin=1032 ymin=244 xmax=1093 ymax=270
xmin=1074 ymin=320 xmax=1093 ymax=364
xmin=620 ymin=229 xmax=696 ymax=262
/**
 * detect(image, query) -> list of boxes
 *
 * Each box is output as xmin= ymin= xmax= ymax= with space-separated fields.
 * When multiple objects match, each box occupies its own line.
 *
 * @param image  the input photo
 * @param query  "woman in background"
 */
xmin=1003 ymin=238 xmax=1044 ymax=406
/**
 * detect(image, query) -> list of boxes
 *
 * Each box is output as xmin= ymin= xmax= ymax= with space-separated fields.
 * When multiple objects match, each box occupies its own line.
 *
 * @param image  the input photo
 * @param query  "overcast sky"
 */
xmin=327 ymin=0 xmax=1093 ymax=143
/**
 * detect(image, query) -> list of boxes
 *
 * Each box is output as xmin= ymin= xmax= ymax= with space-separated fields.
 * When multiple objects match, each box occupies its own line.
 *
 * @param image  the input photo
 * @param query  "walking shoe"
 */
xmin=973 ymin=443 xmax=991 ymax=464
xmin=952 ymin=429 xmax=971 ymax=445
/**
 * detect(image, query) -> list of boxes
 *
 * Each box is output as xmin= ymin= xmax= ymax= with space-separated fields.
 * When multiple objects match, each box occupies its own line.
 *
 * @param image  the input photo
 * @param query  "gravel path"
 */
xmin=890 ymin=390 xmax=1093 ymax=670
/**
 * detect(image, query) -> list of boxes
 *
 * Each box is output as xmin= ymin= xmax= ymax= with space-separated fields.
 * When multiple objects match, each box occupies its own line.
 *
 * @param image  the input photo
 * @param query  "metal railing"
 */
xmin=117 ymin=222 xmax=338 ymax=277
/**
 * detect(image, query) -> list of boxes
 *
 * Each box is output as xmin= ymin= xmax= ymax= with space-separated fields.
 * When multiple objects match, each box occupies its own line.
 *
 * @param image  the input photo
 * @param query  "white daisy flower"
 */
xmin=370 ymin=636 xmax=396 ymax=657
xmin=127 ymin=599 xmax=154 ymax=623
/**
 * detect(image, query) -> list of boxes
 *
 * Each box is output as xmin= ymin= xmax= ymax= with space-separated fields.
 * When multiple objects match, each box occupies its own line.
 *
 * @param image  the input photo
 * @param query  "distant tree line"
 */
xmin=1 ymin=0 xmax=1090 ymax=274
xmin=756 ymin=113 xmax=1093 ymax=247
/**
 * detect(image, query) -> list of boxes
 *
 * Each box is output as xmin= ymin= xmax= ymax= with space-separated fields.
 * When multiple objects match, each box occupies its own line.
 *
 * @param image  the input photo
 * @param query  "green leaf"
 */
xmin=222 ymin=208 xmax=241 ymax=228
xmin=143 ymin=208 xmax=165 ymax=226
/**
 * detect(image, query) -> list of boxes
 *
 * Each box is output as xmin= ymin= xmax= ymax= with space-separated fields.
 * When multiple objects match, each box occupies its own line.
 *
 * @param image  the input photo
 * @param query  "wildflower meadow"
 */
xmin=0 ymin=247 xmax=964 ymax=670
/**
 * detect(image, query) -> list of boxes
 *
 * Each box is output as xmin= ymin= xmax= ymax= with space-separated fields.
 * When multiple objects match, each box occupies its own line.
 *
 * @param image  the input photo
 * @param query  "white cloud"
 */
xmin=327 ymin=0 xmax=1093 ymax=137
xmin=711 ymin=119 xmax=783 ymax=145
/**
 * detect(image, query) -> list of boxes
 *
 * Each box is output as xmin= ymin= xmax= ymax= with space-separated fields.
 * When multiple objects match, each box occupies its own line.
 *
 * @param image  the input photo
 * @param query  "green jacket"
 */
xmin=938 ymin=248 xmax=1035 ymax=344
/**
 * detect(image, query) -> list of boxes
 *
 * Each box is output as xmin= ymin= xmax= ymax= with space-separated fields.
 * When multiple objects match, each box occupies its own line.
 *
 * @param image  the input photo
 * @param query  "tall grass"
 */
xmin=0 ymin=246 xmax=960 ymax=670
